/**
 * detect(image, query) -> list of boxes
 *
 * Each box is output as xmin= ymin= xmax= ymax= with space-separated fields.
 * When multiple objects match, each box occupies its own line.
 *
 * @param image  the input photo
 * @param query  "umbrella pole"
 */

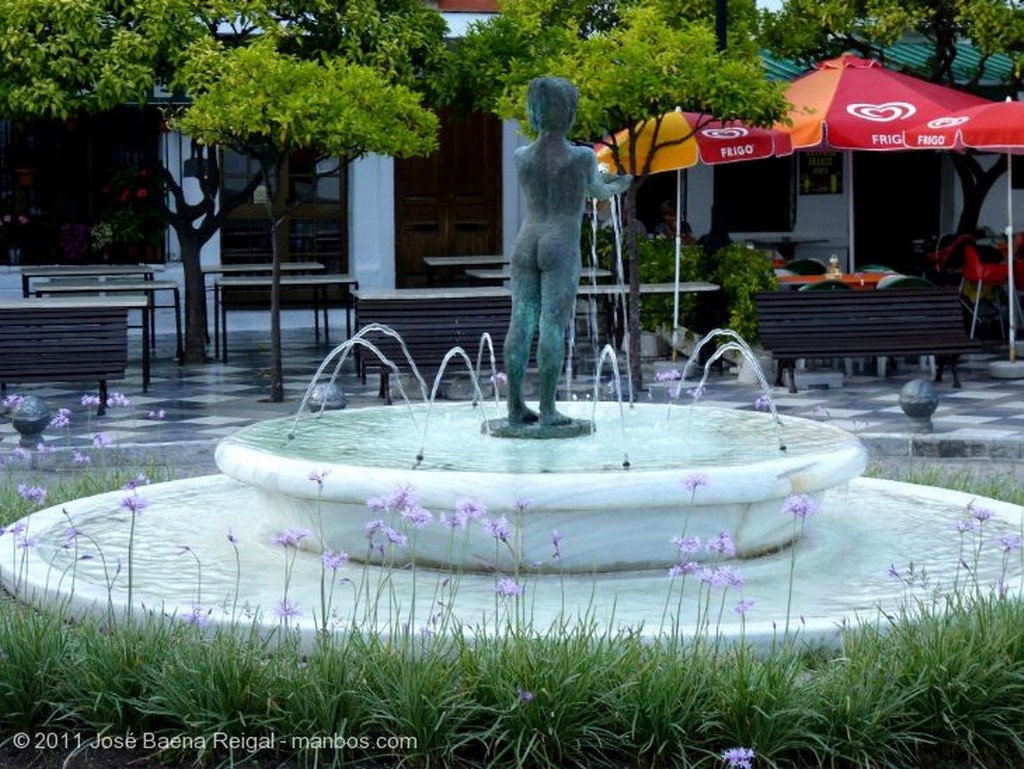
xmin=1008 ymin=152 xmax=1017 ymax=363
xmin=672 ymin=169 xmax=682 ymax=360
xmin=846 ymin=150 xmax=856 ymax=271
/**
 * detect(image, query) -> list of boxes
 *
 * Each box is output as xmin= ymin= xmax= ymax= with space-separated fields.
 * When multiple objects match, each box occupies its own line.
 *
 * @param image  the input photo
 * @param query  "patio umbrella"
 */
xmin=776 ymin=54 xmax=990 ymax=266
xmin=594 ymin=110 xmax=793 ymax=348
xmin=904 ymin=99 xmax=1024 ymax=367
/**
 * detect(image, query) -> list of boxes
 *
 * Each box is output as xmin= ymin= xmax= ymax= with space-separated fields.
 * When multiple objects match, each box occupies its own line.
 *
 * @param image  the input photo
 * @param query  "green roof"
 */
xmin=763 ymin=39 xmax=1014 ymax=94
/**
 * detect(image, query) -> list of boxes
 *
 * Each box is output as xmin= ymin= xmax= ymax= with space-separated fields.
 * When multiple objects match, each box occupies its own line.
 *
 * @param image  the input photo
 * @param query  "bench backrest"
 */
xmin=356 ymin=294 xmax=513 ymax=375
xmin=0 ymin=306 xmax=129 ymax=381
xmin=754 ymin=287 xmax=980 ymax=356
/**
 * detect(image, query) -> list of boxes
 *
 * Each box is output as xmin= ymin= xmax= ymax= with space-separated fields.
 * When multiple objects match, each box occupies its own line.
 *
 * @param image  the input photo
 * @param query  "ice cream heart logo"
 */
xmin=701 ymin=127 xmax=749 ymax=140
xmin=846 ymin=102 xmax=917 ymax=122
xmin=927 ymin=116 xmax=970 ymax=129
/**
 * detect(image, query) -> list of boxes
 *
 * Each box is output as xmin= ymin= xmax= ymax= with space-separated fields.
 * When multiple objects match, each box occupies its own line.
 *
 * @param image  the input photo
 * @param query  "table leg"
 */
xmin=213 ymin=283 xmax=221 ymax=361
xmin=220 ymin=284 xmax=229 ymax=364
xmin=140 ymin=305 xmax=151 ymax=392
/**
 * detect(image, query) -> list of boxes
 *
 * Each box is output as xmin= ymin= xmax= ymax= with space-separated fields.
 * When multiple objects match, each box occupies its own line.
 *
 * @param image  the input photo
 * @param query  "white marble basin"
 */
xmin=215 ymin=402 xmax=867 ymax=572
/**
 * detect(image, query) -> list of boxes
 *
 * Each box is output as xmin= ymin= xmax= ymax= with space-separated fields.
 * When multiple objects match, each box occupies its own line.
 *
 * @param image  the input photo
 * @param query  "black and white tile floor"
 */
xmin=2 ymin=329 xmax=1023 ymax=461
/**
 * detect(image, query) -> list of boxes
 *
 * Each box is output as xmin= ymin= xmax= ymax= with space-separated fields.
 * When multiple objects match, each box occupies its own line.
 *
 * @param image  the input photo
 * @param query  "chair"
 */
xmin=857 ymin=263 xmax=898 ymax=273
xmin=960 ymin=242 xmax=1008 ymax=338
xmin=798 ymin=280 xmax=852 ymax=291
xmin=876 ymin=274 xmax=936 ymax=289
xmin=784 ymin=258 xmax=827 ymax=275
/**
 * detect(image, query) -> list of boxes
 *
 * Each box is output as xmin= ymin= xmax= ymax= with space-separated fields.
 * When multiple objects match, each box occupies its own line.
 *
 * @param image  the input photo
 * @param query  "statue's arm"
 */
xmin=582 ymin=151 xmax=632 ymax=200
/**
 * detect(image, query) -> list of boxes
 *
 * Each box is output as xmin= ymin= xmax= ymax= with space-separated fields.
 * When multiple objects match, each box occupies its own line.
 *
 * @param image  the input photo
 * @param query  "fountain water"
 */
xmin=3 ymin=327 xmax=1022 ymax=649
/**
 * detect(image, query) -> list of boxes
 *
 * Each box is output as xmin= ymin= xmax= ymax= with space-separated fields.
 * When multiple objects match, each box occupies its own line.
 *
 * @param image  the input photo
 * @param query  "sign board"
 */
xmin=799 ymin=152 xmax=843 ymax=195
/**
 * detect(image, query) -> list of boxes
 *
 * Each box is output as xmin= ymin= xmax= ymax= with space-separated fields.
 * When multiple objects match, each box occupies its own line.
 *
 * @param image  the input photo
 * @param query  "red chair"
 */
xmin=960 ymin=242 xmax=1008 ymax=338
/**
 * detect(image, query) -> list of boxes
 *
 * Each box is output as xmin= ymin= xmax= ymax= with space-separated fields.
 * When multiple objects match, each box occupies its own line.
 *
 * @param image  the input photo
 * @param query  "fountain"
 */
xmin=2 ymin=76 xmax=1022 ymax=649
xmin=3 ymin=324 xmax=1022 ymax=649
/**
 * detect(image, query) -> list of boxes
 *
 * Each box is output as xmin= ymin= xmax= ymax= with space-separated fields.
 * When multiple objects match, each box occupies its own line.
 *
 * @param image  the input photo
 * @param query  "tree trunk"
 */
xmin=953 ymin=153 xmax=1006 ymax=235
xmin=177 ymin=234 xmax=208 ymax=364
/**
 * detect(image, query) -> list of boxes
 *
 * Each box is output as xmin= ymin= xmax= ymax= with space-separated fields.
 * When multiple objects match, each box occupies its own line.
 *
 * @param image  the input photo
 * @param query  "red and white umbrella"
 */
xmin=595 ymin=111 xmax=793 ymax=345
xmin=905 ymin=99 xmax=1024 ymax=364
xmin=776 ymin=54 xmax=990 ymax=268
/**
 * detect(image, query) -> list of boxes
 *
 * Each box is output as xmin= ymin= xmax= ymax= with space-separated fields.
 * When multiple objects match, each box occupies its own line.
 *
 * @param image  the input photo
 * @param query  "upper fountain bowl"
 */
xmin=215 ymin=401 xmax=867 ymax=573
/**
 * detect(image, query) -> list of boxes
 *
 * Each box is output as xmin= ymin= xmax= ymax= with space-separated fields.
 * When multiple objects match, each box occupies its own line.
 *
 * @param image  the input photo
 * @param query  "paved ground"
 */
xmin=1 ymin=323 xmax=1023 ymax=478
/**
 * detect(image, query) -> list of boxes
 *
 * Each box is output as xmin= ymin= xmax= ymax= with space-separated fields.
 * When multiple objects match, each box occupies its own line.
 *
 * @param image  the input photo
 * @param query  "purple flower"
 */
xmin=322 ymin=549 xmax=349 ymax=571
xmin=495 ymin=577 xmax=524 ymax=597
xmin=951 ymin=518 xmax=978 ymax=534
xmin=706 ymin=530 xmax=736 ymax=558
xmin=722 ymin=746 xmax=756 ymax=769
xmin=106 ymin=391 xmax=131 ymax=408
xmin=401 ymin=504 xmax=433 ymax=529
xmin=11 ymin=447 xmax=30 ymax=461
xmin=517 ymin=688 xmax=534 ymax=703
xmin=275 ymin=599 xmax=302 ymax=619
xmin=886 ymin=563 xmax=901 ymax=581
xmin=551 ymin=530 xmax=562 ymax=559
xmin=364 ymin=519 xmax=384 ymax=542
xmin=16 ymin=483 xmax=47 ymax=507
xmin=81 ymin=393 xmax=101 ymax=407
xmin=147 ymin=409 xmax=166 ymax=420
xmin=655 ymin=368 xmax=682 ymax=381
xmin=92 ymin=432 xmax=111 ymax=448
xmin=366 ymin=495 xmax=388 ymax=514
xmin=441 ymin=510 xmax=468 ymax=530
xmin=384 ymin=527 xmax=408 ymax=549
xmin=271 ymin=528 xmax=311 ymax=549
xmin=49 ymin=408 xmax=71 ymax=429
xmin=492 ymin=371 xmax=508 ymax=384
xmin=120 ymin=492 xmax=148 ymax=516
xmin=308 ymin=469 xmax=329 ymax=491
xmin=122 ymin=474 xmax=150 ymax=491
xmin=226 ymin=529 xmax=239 ymax=546
xmin=998 ymin=534 xmax=1023 ymax=553
xmin=734 ymin=597 xmax=755 ymax=615
xmin=782 ymin=493 xmax=817 ymax=518
xmin=669 ymin=561 xmax=699 ymax=578
xmin=456 ymin=497 xmax=486 ymax=520
xmin=681 ymin=472 xmax=709 ymax=493
xmin=687 ymin=386 xmax=705 ymax=401
xmin=672 ymin=535 xmax=701 ymax=554
xmin=181 ymin=605 xmax=211 ymax=628
xmin=483 ymin=515 xmax=513 ymax=543
xmin=2 ymin=394 xmax=24 ymax=409
xmin=72 ymin=450 xmax=90 ymax=465
xmin=385 ymin=484 xmax=417 ymax=511
xmin=967 ymin=500 xmax=995 ymax=522
xmin=754 ymin=394 xmax=772 ymax=412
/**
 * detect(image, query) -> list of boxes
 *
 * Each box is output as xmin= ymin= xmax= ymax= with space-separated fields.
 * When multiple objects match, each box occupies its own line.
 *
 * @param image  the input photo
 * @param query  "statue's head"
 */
xmin=526 ymin=77 xmax=577 ymax=134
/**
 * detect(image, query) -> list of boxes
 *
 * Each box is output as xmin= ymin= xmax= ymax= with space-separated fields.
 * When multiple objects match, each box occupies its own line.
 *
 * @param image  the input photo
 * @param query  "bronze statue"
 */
xmin=503 ymin=76 xmax=632 ymax=433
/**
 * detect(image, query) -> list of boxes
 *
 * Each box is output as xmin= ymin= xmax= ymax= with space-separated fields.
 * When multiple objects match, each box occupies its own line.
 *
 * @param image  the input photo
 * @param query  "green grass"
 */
xmin=1 ymin=455 xmax=1024 ymax=767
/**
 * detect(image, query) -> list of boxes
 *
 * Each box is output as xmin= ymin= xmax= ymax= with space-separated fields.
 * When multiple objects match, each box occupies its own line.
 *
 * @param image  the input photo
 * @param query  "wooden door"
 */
xmin=394 ymin=110 xmax=502 ymax=287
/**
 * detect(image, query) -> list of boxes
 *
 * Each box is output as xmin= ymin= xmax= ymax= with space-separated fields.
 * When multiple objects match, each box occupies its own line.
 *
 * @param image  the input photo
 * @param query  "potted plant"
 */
xmin=96 ymin=166 xmax=165 ymax=262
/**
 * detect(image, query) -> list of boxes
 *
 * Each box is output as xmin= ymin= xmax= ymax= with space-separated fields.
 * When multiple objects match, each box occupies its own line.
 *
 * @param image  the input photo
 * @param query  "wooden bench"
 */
xmin=754 ymin=287 xmax=983 ymax=392
xmin=353 ymin=287 xmax=512 ymax=402
xmin=0 ymin=300 xmax=133 ymax=415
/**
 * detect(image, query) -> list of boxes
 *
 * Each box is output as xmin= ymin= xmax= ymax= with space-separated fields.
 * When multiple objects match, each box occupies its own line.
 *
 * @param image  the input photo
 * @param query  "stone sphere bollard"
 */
xmin=10 ymin=395 xmax=51 ymax=448
xmin=306 ymin=382 xmax=347 ymax=411
xmin=898 ymin=378 xmax=939 ymax=433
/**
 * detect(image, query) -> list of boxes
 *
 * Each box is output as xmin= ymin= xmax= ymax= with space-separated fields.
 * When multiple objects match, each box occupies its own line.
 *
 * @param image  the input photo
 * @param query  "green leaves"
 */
xmin=174 ymin=38 xmax=437 ymax=162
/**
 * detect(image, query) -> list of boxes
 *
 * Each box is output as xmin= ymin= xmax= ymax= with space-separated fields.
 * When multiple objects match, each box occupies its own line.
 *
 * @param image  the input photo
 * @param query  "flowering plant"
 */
xmin=96 ymin=166 xmax=165 ymax=246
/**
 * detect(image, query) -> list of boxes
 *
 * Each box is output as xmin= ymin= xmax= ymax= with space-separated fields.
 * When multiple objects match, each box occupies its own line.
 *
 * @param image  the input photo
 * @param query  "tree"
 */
xmin=442 ymin=0 xmax=788 ymax=393
xmin=0 ymin=0 xmax=449 ymax=366
xmin=759 ymin=0 xmax=1024 ymax=235
xmin=174 ymin=35 xmax=438 ymax=401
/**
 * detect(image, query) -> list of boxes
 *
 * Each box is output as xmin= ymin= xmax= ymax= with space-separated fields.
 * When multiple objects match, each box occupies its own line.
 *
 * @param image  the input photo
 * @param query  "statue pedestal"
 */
xmin=483 ymin=417 xmax=594 ymax=440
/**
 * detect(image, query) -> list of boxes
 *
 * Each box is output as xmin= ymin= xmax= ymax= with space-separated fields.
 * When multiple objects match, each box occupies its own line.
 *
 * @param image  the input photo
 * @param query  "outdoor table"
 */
xmin=20 ymin=263 xmax=155 ymax=298
xmin=423 ymin=254 xmax=506 ymax=285
xmin=466 ymin=266 xmax=614 ymax=284
xmin=214 ymin=273 xmax=359 ymax=363
xmin=776 ymin=272 xmax=887 ymax=290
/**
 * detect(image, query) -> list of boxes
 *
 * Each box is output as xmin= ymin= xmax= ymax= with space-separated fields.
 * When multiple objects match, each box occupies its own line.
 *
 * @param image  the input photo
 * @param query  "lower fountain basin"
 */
xmin=214 ymin=402 xmax=867 ymax=572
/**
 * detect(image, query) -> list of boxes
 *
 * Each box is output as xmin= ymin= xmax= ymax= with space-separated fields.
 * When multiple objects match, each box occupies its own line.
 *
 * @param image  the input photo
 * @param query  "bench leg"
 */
xmin=98 ymin=380 xmax=108 ymax=417
xmin=378 ymin=371 xmax=392 ymax=405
